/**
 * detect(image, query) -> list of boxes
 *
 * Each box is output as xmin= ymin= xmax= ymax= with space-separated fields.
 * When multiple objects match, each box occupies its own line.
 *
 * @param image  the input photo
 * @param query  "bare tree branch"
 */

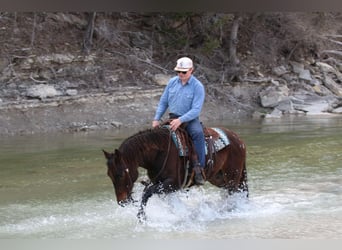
xmin=83 ymin=12 xmax=96 ymax=54
xmin=31 ymin=13 xmax=37 ymax=48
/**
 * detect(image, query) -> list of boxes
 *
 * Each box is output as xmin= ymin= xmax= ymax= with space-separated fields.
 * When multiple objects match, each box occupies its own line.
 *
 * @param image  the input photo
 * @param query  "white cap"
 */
xmin=174 ymin=57 xmax=193 ymax=72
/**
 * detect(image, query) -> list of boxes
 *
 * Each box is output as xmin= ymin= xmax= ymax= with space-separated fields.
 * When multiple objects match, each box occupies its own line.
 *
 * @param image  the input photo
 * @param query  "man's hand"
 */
xmin=152 ymin=120 xmax=160 ymax=128
xmin=170 ymin=118 xmax=182 ymax=131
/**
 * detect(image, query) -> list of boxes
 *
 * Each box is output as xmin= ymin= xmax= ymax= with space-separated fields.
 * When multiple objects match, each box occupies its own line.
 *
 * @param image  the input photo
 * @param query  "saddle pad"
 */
xmin=209 ymin=127 xmax=230 ymax=153
xmin=169 ymin=128 xmax=188 ymax=156
xmin=168 ymin=127 xmax=230 ymax=157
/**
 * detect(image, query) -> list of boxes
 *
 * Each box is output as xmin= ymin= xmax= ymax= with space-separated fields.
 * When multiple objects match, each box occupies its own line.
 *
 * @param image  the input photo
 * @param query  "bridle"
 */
xmin=121 ymin=160 xmax=134 ymax=201
xmin=109 ymin=155 xmax=134 ymax=204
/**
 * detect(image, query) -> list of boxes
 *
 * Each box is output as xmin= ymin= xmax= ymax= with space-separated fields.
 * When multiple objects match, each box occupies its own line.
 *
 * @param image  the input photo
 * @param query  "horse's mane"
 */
xmin=119 ymin=128 xmax=171 ymax=162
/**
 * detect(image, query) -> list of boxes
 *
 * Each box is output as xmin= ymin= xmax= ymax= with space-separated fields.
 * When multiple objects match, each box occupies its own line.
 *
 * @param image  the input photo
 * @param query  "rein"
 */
xmin=150 ymin=127 xmax=172 ymax=183
xmin=151 ymin=125 xmax=191 ymax=189
xmin=175 ymin=127 xmax=193 ymax=188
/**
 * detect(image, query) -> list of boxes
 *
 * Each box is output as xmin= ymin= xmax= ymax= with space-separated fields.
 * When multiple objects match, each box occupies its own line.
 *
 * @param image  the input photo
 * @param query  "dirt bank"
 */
xmin=0 ymin=84 xmax=259 ymax=136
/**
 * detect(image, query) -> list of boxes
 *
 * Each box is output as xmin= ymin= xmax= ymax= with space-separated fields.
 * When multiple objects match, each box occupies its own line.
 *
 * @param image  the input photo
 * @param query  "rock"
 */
xmin=332 ymin=107 xmax=342 ymax=114
xmin=61 ymin=80 xmax=77 ymax=88
xmin=66 ymin=89 xmax=78 ymax=96
xmin=270 ymin=79 xmax=280 ymax=86
xmin=338 ymin=63 xmax=342 ymax=72
xmin=287 ymin=109 xmax=306 ymax=115
xmin=289 ymin=96 xmax=305 ymax=105
xmin=26 ymin=84 xmax=59 ymax=99
xmin=316 ymin=62 xmax=342 ymax=82
xmin=290 ymin=61 xmax=313 ymax=82
xmin=299 ymin=69 xmax=312 ymax=81
xmin=265 ymin=108 xmax=282 ymax=118
xmin=111 ymin=121 xmax=123 ymax=128
xmin=20 ymin=54 xmax=76 ymax=70
xmin=323 ymin=75 xmax=342 ymax=96
xmin=272 ymin=65 xmax=288 ymax=76
xmin=36 ymin=54 xmax=75 ymax=65
xmin=282 ymin=73 xmax=296 ymax=83
xmin=153 ymin=74 xmax=170 ymax=86
xmin=312 ymin=85 xmax=323 ymax=95
xmin=259 ymin=85 xmax=289 ymax=108
xmin=290 ymin=61 xmax=304 ymax=74
xmin=252 ymin=111 xmax=265 ymax=119
xmin=316 ymin=62 xmax=336 ymax=73
xmin=276 ymin=98 xmax=293 ymax=112
xmin=309 ymin=78 xmax=321 ymax=86
xmin=294 ymin=101 xmax=330 ymax=115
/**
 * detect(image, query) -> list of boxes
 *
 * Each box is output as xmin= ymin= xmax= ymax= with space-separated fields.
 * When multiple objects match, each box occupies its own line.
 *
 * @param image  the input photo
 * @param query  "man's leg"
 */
xmin=186 ymin=118 xmax=206 ymax=185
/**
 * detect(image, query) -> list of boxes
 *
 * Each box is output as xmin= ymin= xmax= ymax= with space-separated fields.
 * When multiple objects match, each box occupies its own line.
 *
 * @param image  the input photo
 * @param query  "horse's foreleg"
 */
xmin=137 ymin=205 xmax=147 ymax=222
xmin=137 ymin=179 xmax=175 ymax=222
xmin=137 ymin=187 xmax=153 ymax=222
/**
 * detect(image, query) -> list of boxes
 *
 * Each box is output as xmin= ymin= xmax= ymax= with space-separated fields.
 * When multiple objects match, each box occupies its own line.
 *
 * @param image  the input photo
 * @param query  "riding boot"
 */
xmin=193 ymin=164 xmax=205 ymax=185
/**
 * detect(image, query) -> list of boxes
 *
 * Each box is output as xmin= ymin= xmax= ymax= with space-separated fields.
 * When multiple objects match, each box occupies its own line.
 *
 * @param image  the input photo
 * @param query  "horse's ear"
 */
xmin=114 ymin=149 xmax=121 ymax=159
xmin=102 ymin=149 xmax=111 ymax=159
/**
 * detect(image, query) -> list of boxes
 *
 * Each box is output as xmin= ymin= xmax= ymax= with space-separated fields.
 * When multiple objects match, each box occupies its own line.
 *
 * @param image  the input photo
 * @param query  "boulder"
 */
xmin=299 ymin=69 xmax=312 ymax=81
xmin=66 ymin=89 xmax=78 ymax=96
xmin=332 ymin=107 xmax=342 ymax=114
xmin=293 ymin=101 xmax=330 ymax=115
xmin=259 ymin=85 xmax=289 ymax=108
xmin=153 ymin=74 xmax=170 ymax=86
xmin=316 ymin=62 xmax=336 ymax=73
xmin=265 ymin=108 xmax=282 ymax=118
xmin=290 ymin=61 xmax=304 ymax=74
xmin=276 ymin=98 xmax=293 ymax=112
xmin=323 ymin=75 xmax=342 ymax=96
xmin=272 ymin=65 xmax=288 ymax=76
xmin=26 ymin=84 xmax=59 ymax=99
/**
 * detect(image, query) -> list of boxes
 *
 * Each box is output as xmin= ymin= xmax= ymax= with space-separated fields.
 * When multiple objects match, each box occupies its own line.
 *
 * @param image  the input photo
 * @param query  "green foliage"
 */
xmin=201 ymin=37 xmax=221 ymax=54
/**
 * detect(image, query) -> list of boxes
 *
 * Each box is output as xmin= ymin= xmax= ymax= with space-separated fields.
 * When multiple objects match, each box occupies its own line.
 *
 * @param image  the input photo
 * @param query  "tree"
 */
xmin=229 ymin=14 xmax=242 ymax=67
xmin=83 ymin=12 xmax=96 ymax=54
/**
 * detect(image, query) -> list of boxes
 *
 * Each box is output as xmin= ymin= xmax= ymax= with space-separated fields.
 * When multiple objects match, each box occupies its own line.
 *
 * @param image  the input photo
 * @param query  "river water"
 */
xmin=0 ymin=116 xmax=341 ymax=239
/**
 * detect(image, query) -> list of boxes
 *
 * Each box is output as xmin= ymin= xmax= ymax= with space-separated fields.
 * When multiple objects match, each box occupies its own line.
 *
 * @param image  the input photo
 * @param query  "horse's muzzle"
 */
xmin=117 ymin=195 xmax=135 ymax=207
xmin=118 ymin=200 xmax=129 ymax=207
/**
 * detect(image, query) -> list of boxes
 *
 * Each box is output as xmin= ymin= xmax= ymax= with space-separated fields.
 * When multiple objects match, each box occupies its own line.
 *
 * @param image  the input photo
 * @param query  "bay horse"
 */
xmin=103 ymin=125 xmax=248 ymax=221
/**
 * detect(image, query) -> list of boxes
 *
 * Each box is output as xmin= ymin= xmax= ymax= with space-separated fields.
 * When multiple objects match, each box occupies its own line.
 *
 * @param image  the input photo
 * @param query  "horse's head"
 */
xmin=103 ymin=149 xmax=135 ymax=206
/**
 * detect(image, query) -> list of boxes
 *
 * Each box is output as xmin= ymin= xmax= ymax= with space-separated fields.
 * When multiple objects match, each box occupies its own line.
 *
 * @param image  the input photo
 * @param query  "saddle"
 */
xmin=161 ymin=119 xmax=230 ymax=187
xmin=161 ymin=120 xmax=230 ymax=167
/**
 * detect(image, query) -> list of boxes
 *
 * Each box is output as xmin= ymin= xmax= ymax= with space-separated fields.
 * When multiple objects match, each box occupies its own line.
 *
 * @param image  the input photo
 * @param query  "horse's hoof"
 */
xmin=137 ymin=210 xmax=147 ymax=223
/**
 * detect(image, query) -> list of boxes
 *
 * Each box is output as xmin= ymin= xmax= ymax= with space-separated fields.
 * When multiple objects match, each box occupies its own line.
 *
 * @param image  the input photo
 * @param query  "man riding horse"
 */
xmin=152 ymin=57 xmax=206 ymax=185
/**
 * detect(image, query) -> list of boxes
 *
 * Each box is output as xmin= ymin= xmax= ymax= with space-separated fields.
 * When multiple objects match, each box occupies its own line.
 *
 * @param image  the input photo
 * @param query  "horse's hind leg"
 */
xmin=238 ymin=163 xmax=248 ymax=197
xmin=224 ymin=167 xmax=248 ymax=198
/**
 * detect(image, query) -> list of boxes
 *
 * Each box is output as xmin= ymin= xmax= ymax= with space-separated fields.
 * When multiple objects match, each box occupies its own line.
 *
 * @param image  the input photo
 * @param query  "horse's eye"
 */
xmin=114 ymin=171 xmax=125 ymax=181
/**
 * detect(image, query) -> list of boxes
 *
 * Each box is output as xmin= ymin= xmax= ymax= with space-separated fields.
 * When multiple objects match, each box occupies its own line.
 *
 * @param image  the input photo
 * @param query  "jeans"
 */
xmin=186 ymin=118 xmax=205 ymax=168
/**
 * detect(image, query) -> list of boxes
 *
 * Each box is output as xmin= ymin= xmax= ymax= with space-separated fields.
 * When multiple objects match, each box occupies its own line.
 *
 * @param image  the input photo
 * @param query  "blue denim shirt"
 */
xmin=154 ymin=75 xmax=205 ymax=123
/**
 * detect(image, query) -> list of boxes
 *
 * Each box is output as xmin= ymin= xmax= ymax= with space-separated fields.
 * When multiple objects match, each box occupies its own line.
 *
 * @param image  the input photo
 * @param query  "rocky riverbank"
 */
xmin=1 ymin=57 xmax=342 ymax=136
xmin=1 ymin=13 xmax=341 ymax=136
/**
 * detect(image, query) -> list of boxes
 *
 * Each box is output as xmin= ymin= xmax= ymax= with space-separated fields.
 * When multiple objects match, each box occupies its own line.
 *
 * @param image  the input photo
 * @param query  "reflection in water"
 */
xmin=0 ymin=116 xmax=341 ymax=239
